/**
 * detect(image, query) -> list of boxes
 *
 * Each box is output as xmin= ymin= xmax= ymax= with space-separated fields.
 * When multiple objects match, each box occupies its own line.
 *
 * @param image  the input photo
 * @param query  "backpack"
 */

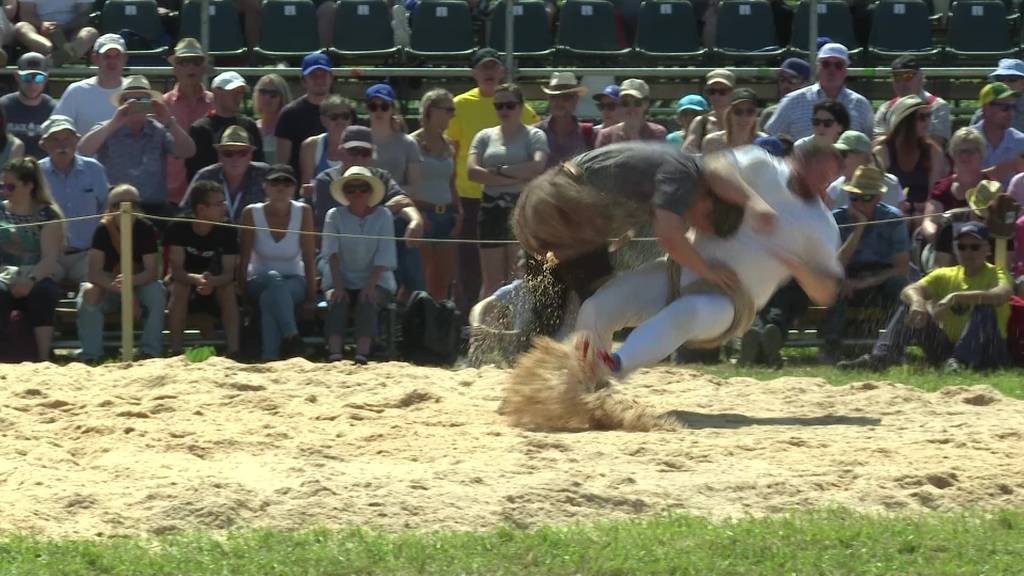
xmin=1008 ymin=295 xmax=1024 ymax=367
xmin=400 ymin=291 xmax=462 ymax=365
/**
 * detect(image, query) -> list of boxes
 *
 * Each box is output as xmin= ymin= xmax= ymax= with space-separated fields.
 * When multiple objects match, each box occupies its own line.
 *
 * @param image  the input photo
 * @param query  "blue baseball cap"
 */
xmin=754 ymin=136 xmax=786 ymax=157
xmin=779 ymin=57 xmax=811 ymax=81
xmin=592 ymin=84 xmax=619 ymax=102
xmin=301 ymin=51 xmax=332 ymax=76
xmin=365 ymin=83 xmax=396 ymax=103
xmin=676 ymin=94 xmax=709 ymax=113
xmin=956 ymin=222 xmax=990 ymax=241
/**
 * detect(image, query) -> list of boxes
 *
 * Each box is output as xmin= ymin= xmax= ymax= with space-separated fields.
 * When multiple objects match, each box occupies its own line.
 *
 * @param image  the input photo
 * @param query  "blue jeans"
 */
xmin=77 ymin=281 xmax=166 ymax=360
xmin=395 ymin=216 xmax=424 ymax=295
xmin=247 ymin=271 xmax=306 ymax=360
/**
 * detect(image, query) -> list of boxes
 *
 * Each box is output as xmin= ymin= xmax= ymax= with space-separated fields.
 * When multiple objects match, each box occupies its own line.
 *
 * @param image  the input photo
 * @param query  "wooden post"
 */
xmin=996 ymin=238 xmax=1009 ymax=273
xmin=119 ymin=201 xmax=134 ymax=362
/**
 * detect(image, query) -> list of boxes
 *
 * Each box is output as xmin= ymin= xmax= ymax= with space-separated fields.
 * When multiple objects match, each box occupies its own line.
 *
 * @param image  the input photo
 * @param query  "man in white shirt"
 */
xmin=52 ymin=34 xmax=127 ymax=135
xmin=14 ymin=0 xmax=98 ymax=65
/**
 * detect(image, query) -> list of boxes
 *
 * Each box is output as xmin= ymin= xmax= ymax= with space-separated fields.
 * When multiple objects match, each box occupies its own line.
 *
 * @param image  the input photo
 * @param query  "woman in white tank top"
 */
xmin=238 ymin=165 xmax=317 ymax=360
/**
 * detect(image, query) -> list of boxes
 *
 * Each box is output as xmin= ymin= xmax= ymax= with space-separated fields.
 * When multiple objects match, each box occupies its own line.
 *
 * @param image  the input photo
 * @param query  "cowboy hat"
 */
xmin=167 ymin=37 xmax=207 ymax=65
xmin=540 ymin=71 xmax=588 ymax=96
xmin=110 ymin=75 xmax=163 ymax=108
xmin=214 ymin=125 xmax=255 ymax=150
xmin=331 ymin=165 xmax=385 ymax=207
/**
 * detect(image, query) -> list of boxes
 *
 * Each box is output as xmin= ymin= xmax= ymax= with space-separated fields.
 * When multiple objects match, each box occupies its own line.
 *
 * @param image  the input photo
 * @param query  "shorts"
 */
xmin=478 ymin=199 xmax=514 ymax=249
xmin=424 ymin=208 xmax=456 ymax=240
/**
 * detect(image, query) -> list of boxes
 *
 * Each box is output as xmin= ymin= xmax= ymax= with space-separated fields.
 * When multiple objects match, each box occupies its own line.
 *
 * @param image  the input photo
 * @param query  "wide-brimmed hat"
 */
xmin=167 ymin=37 xmax=207 ymax=64
xmin=989 ymin=58 xmax=1024 ymax=80
xmin=887 ymin=94 xmax=929 ymax=131
xmin=966 ymin=180 xmax=1003 ymax=215
xmin=110 ymin=75 xmax=163 ymax=108
xmin=331 ymin=166 xmax=385 ymax=207
xmin=40 ymin=115 xmax=78 ymax=139
xmin=842 ymin=165 xmax=888 ymax=197
xmin=214 ymin=125 xmax=254 ymax=150
xmin=541 ymin=71 xmax=587 ymax=96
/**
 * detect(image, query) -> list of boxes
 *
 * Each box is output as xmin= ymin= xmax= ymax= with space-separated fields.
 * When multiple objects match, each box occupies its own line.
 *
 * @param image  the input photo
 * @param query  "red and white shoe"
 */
xmin=573 ymin=331 xmax=615 ymax=389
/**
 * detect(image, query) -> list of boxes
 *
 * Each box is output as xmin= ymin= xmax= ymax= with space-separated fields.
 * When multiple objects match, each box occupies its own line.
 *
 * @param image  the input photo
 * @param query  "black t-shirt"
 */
xmin=90 ymin=218 xmax=160 ymax=273
xmin=1 ymin=93 xmax=56 ymax=160
xmin=164 ymin=220 xmax=240 ymax=274
xmin=274 ymin=96 xmax=324 ymax=172
xmin=186 ymin=114 xmax=265 ymax=181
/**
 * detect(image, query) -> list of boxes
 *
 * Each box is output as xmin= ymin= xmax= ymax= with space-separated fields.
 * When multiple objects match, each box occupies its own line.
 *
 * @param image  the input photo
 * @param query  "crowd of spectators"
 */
xmin=0 ymin=29 xmax=1021 ymax=371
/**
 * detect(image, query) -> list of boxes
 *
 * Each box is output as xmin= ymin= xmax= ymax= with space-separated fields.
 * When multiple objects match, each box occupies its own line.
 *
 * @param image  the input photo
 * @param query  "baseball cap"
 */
xmin=40 ymin=115 xmax=78 ymax=139
xmin=16 ymin=52 xmax=48 ymax=75
xmin=705 ymin=69 xmax=735 ymax=88
xmin=212 ymin=71 xmax=247 ymax=91
xmin=778 ymin=58 xmax=810 ymax=81
xmin=265 ymin=164 xmax=297 ymax=184
xmin=94 ymin=33 xmax=126 ymax=55
xmin=730 ymin=87 xmax=758 ymax=106
xmin=955 ymin=222 xmax=990 ymax=241
xmin=990 ymin=58 xmax=1024 ymax=79
xmin=676 ymin=94 xmax=709 ymax=113
xmin=342 ymin=125 xmax=374 ymax=149
xmin=980 ymin=82 xmax=1020 ymax=106
xmin=592 ymin=84 xmax=620 ymax=102
xmin=834 ymin=130 xmax=872 ymax=154
xmin=817 ymin=42 xmax=850 ymax=64
xmin=365 ymin=83 xmax=396 ymax=103
xmin=891 ymin=54 xmax=921 ymax=72
xmin=619 ymin=78 xmax=650 ymax=99
xmin=301 ymin=51 xmax=332 ymax=76
xmin=471 ymin=48 xmax=502 ymax=68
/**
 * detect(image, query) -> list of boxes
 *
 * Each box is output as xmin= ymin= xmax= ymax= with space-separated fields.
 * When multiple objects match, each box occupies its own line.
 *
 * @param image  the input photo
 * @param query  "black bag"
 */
xmin=400 ymin=291 xmax=462 ymax=365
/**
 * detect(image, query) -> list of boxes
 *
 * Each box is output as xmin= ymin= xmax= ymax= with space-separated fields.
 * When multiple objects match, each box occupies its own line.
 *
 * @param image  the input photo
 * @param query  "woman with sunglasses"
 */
xmin=873 ymin=95 xmax=946 ymax=219
xmin=683 ymin=69 xmax=734 ymax=153
xmin=805 ymin=99 xmax=849 ymax=145
xmin=77 ymin=184 xmax=166 ymax=362
xmin=411 ymin=89 xmax=463 ymax=301
xmin=0 ymin=106 xmax=24 ymax=167
xmin=253 ymin=74 xmax=291 ymax=165
xmin=239 ymin=165 xmax=317 ymax=360
xmin=299 ymin=95 xmax=354 ymax=187
xmin=321 ymin=166 xmax=397 ymax=364
xmin=0 ymin=158 xmax=64 ymax=360
xmin=701 ymin=88 xmax=767 ymax=154
xmin=468 ymin=83 xmax=549 ymax=299
xmin=594 ymin=79 xmax=667 ymax=148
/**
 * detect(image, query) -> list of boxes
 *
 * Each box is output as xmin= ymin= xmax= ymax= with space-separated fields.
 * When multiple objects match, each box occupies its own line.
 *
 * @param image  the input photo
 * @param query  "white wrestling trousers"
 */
xmin=575 ymin=259 xmax=734 ymax=376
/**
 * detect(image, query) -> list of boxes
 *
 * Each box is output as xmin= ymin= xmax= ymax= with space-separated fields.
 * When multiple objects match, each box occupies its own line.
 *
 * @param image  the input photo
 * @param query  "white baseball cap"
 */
xmin=212 ymin=71 xmax=247 ymax=91
xmin=94 ymin=33 xmax=126 ymax=55
xmin=817 ymin=42 xmax=850 ymax=64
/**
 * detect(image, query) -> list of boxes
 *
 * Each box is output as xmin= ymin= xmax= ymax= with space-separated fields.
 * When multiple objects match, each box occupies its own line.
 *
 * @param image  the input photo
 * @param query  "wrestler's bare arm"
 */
xmin=702 ymin=152 xmax=777 ymax=233
xmin=655 ymin=208 xmax=738 ymax=291
xmin=774 ymin=251 xmax=840 ymax=307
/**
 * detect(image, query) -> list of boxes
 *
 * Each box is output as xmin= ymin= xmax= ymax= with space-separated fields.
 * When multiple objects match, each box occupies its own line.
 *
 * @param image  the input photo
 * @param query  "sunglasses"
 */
xmin=956 ymin=242 xmax=985 ymax=252
xmin=325 ymin=111 xmax=352 ymax=122
xmin=367 ymin=101 xmax=391 ymax=112
xmin=175 ymin=57 xmax=205 ymax=67
xmin=989 ymin=101 xmax=1016 ymax=112
xmin=705 ymin=88 xmax=731 ymax=97
xmin=343 ymin=185 xmax=372 ymax=195
xmin=848 ymin=193 xmax=878 ymax=203
xmin=1 ymin=182 xmax=16 ymax=192
xmin=257 ymin=88 xmax=281 ymax=97
xmin=18 ymin=72 xmax=46 ymax=84
xmin=892 ymin=71 xmax=917 ymax=82
xmin=266 ymin=178 xmax=295 ymax=186
xmin=820 ymin=60 xmax=847 ymax=70
xmin=811 ymin=117 xmax=836 ymax=127
xmin=219 ymin=149 xmax=249 ymax=159
xmin=432 ymin=105 xmax=456 ymax=113
xmin=493 ymin=101 xmax=519 ymax=111
xmin=348 ymin=148 xmax=373 ymax=158
xmin=731 ymin=106 xmax=757 ymax=117
xmin=619 ymin=98 xmax=645 ymax=108
xmin=596 ymin=102 xmax=619 ymax=111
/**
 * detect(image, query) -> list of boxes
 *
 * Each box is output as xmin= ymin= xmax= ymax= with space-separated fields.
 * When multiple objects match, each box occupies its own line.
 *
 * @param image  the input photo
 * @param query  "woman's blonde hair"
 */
xmin=948 ymin=126 xmax=985 ymax=156
xmin=419 ymin=88 xmax=454 ymax=127
xmin=3 ymin=157 xmax=65 ymax=221
xmin=723 ymin=101 xmax=758 ymax=146
xmin=105 ymin=184 xmax=141 ymax=211
xmin=253 ymin=73 xmax=292 ymax=117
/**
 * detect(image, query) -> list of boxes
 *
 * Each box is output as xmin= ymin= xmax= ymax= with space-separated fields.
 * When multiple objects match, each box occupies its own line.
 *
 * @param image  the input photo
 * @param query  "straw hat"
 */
xmin=887 ymin=94 xmax=928 ymax=132
xmin=111 ymin=75 xmax=163 ymax=108
xmin=966 ymin=180 xmax=1003 ymax=216
xmin=540 ymin=71 xmax=588 ymax=96
xmin=214 ymin=125 xmax=254 ymax=150
xmin=167 ymin=37 xmax=207 ymax=65
xmin=842 ymin=165 xmax=888 ymax=197
xmin=331 ymin=166 xmax=385 ymax=207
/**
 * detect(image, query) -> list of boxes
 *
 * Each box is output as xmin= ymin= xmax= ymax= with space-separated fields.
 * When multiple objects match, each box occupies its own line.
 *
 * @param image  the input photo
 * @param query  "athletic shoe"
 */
xmin=573 ymin=331 xmax=615 ymax=389
xmin=737 ymin=328 xmax=761 ymax=366
xmin=760 ymin=323 xmax=784 ymax=367
xmin=943 ymin=358 xmax=963 ymax=374
xmin=836 ymin=353 xmax=885 ymax=372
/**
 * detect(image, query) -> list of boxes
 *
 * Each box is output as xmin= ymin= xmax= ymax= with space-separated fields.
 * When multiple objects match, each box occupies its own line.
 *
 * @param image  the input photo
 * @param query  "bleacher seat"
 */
xmin=634 ymin=0 xmax=706 ymax=60
xmin=407 ymin=0 xmax=477 ymax=60
xmin=555 ymin=0 xmax=631 ymax=60
xmin=488 ymin=0 xmax=555 ymax=59
xmin=713 ymin=0 xmax=785 ymax=60
xmin=790 ymin=0 xmax=860 ymax=57
xmin=330 ymin=0 xmax=401 ymax=61
xmin=180 ymin=0 xmax=246 ymax=58
xmin=255 ymin=0 xmax=320 ymax=60
xmin=100 ymin=0 xmax=168 ymax=57
xmin=945 ymin=0 xmax=1014 ymax=60
xmin=868 ymin=0 xmax=940 ymax=60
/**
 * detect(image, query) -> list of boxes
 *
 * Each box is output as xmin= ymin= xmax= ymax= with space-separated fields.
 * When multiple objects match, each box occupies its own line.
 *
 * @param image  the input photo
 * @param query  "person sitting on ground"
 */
xmin=76 ymin=184 xmax=166 ymax=362
xmin=299 ymin=95 xmax=354 ymax=187
xmin=14 ymin=0 xmax=99 ymax=66
xmin=321 ymin=166 xmax=397 ymax=365
xmin=165 ymin=180 xmax=241 ymax=358
xmin=0 ymin=157 xmax=65 ymax=360
xmin=666 ymin=95 xmax=708 ymax=145
xmin=594 ymin=79 xmax=667 ymax=147
xmin=827 ymin=130 xmax=903 ymax=208
xmin=1 ymin=52 xmax=56 ymax=160
xmin=79 ymin=75 xmax=197 ymax=224
xmin=818 ymin=165 xmax=911 ymax=363
xmin=238 ymin=165 xmax=317 ymax=361
xmin=39 ymin=115 xmax=109 ymax=287
xmin=181 ymin=126 xmax=269 ymax=223
xmin=701 ymin=88 xmax=767 ymax=154
xmin=838 ymin=222 xmax=1012 ymax=372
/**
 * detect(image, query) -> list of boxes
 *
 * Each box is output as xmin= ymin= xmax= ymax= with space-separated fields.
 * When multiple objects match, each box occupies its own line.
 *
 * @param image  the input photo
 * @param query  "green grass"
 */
xmin=2 ymin=510 xmax=1022 ymax=575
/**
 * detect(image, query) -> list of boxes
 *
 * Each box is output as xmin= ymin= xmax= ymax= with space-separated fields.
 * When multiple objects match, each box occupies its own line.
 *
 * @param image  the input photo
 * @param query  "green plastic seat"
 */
xmin=790 ymin=0 xmax=860 ymax=57
xmin=713 ymin=0 xmax=785 ymax=60
xmin=946 ymin=0 xmax=1014 ymax=60
xmin=330 ymin=0 xmax=400 ymax=61
xmin=556 ymin=0 xmax=631 ymax=59
xmin=488 ymin=0 xmax=554 ymax=58
xmin=255 ymin=0 xmax=320 ymax=60
xmin=100 ymin=0 xmax=168 ymax=57
xmin=180 ymin=0 xmax=247 ymax=57
xmin=634 ymin=0 xmax=706 ymax=60
xmin=407 ymin=0 xmax=477 ymax=59
xmin=868 ymin=0 xmax=940 ymax=61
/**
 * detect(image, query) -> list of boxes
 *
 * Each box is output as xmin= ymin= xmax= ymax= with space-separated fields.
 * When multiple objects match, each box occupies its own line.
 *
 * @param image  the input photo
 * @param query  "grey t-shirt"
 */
xmin=373 ymin=132 xmax=422 ymax=187
xmin=1 ymin=93 xmax=56 ymax=160
xmin=470 ymin=125 xmax=549 ymax=197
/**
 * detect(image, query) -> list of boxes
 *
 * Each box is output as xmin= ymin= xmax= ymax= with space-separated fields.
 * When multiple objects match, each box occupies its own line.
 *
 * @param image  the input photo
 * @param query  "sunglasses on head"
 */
xmin=325 ymin=111 xmax=352 ymax=122
xmin=347 ymin=148 xmax=373 ymax=158
xmin=705 ymin=87 xmax=730 ymax=97
xmin=956 ymin=242 xmax=985 ymax=252
xmin=493 ymin=101 xmax=519 ymax=111
xmin=219 ymin=149 xmax=249 ymax=159
xmin=820 ymin=59 xmax=847 ymax=70
xmin=811 ymin=117 xmax=836 ymax=127
xmin=367 ymin=101 xmax=391 ymax=112
xmin=596 ymin=102 xmax=618 ymax=111
xmin=18 ymin=72 xmax=46 ymax=84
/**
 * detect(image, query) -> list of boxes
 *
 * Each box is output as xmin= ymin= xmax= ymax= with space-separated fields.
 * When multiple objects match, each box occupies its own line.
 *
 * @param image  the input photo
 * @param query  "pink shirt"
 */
xmin=593 ymin=121 xmax=667 ymax=148
xmin=1006 ymin=172 xmax=1024 ymax=210
xmin=164 ymin=84 xmax=213 ymax=204
xmin=1016 ymin=214 xmax=1024 ymax=278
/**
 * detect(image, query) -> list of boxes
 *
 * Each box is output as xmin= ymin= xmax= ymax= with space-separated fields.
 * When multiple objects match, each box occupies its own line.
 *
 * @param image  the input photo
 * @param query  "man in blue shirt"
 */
xmin=38 ymin=115 xmax=110 ymax=287
xmin=974 ymin=82 xmax=1024 ymax=187
xmin=819 ymin=164 xmax=910 ymax=361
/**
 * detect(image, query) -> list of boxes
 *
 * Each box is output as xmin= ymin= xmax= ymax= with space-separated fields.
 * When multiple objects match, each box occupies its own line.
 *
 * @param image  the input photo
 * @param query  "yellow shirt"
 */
xmin=446 ymin=87 xmax=540 ymax=199
xmin=920 ymin=263 xmax=1011 ymax=341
